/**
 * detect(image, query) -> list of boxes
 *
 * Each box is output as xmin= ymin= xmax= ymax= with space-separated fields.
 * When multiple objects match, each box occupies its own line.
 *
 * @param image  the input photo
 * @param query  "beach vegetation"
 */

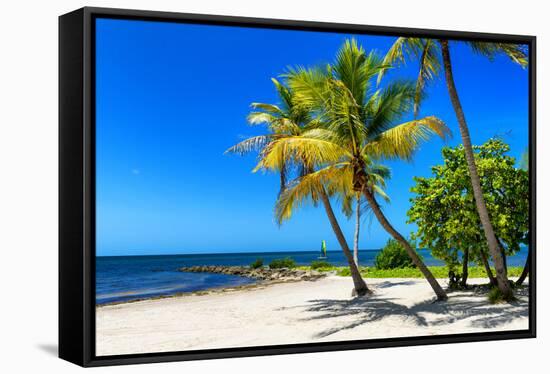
xmin=269 ymin=257 xmax=297 ymax=269
xmin=488 ymin=286 xmax=516 ymax=304
xmin=374 ymin=238 xmax=418 ymax=270
xmin=310 ymin=260 xmax=334 ymax=271
xmin=331 ymin=265 xmax=523 ymax=279
xmin=250 ymin=258 xmax=264 ymax=269
xmin=408 ymin=139 xmax=529 ymax=288
xmin=382 ymin=37 xmax=528 ymax=299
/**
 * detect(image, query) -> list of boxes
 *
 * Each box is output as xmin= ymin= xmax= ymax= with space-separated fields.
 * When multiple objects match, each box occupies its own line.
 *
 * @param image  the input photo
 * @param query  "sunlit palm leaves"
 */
xmin=379 ymin=38 xmax=441 ymax=117
xmin=225 ymin=134 xmax=275 ymax=155
xmin=253 ymin=132 xmax=350 ymax=173
xmin=276 ymin=158 xmax=391 ymax=224
xmin=468 ymin=42 xmax=528 ymax=67
xmin=260 ymin=38 xmax=449 ymax=225
xmin=381 ymin=37 xmax=528 ymax=116
xmin=363 ymin=116 xmax=450 ymax=160
xmin=226 ymin=37 xmax=449 ymax=298
xmin=225 ymin=78 xmax=312 ymax=193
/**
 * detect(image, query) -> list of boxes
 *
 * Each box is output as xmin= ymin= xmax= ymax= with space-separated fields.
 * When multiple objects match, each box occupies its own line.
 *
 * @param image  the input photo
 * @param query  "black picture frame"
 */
xmin=59 ymin=6 xmax=536 ymax=367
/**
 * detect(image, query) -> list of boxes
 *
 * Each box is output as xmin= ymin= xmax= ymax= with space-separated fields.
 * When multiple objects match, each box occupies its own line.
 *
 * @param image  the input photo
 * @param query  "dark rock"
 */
xmin=178 ymin=265 xmax=327 ymax=283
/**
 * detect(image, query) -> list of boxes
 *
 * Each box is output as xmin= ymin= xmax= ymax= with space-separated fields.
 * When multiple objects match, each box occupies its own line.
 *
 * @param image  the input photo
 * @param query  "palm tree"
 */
xmin=225 ymin=78 xmax=370 ymax=295
xmin=353 ymin=196 xmax=361 ymax=266
xmin=381 ymin=38 xmax=528 ymax=299
xmin=278 ymin=153 xmax=390 ymax=270
xmin=259 ymin=39 xmax=450 ymax=300
xmin=346 ymin=164 xmax=391 ymax=266
xmin=274 ymin=152 xmax=391 ymax=296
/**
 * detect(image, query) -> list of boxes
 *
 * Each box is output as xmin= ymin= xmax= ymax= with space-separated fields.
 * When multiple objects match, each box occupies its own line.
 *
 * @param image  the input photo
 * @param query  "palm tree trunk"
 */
xmin=362 ymin=189 xmax=447 ymax=300
xmin=497 ymin=238 xmax=508 ymax=273
xmin=439 ymin=39 xmax=512 ymax=299
xmin=461 ymin=247 xmax=469 ymax=287
xmin=278 ymin=161 xmax=287 ymax=196
xmin=516 ymin=247 xmax=530 ymax=286
xmin=480 ymin=250 xmax=497 ymax=286
xmin=353 ymin=196 xmax=361 ymax=266
xmin=319 ymin=188 xmax=369 ymax=296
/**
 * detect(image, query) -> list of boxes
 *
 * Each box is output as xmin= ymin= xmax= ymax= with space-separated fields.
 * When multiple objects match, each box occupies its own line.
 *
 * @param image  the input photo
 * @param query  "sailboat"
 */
xmin=318 ymin=240 xmax=328 ymax=260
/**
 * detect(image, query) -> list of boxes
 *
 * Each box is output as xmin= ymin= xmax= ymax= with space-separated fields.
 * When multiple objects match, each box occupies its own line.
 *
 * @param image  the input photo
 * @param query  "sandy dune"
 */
xmin=96 ymin=276 xmax=529 ymax=356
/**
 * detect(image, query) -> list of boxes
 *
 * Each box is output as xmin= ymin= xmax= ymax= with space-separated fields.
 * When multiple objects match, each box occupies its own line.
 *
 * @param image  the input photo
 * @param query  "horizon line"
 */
xmin=95 ymin=248 xmax=398 ymax=258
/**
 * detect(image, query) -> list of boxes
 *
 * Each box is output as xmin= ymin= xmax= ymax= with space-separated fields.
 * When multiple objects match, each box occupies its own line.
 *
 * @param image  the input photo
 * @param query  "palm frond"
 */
xmin=378 ymin=37 xmax=427 ymax=84
xmin=279 ymin=159 xmax=288 ymax=196
xmin=341 ymin=193 xmax=354 ymax=218
xmin=368 ymin=164 xmax=391 ymax=181
xmin=224 ymin=135 xmax=273 ymax=155
xmin=271 ymin=78 xmax=294 ymax=110
xmin=254 ymin=135 xmax=350 ymax=172
xmin=468 ymin=42 xmax=528 ymax=67
xmin=363 ymin=116 xmax=450 ymax=160
xmin=271 ymin=118 xmax=303 ymax=135
xmin=366 ymin=80 xmax=417 ymax=136
xmin=414 ymin=39 xmax=441 ymax=117
xmin=247 ymin=112 xmax=278 ymax=125
xmin=285 ymin=65 xmax=331 ymax=112
xmin=275 ymin=163 xmax=352 ymax=224
xmin=372 ymin=184 xmax=390 ymax=202
xmin=333 ymin=38 xmax=378 ymax=106
xmin=249 ymin=102 xmax=285 ymax=116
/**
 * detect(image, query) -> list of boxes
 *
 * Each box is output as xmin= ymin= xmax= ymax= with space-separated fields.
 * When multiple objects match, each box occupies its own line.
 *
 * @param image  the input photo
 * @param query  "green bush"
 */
xmin=488 ymin=287 xmax=504 ymax=304
xmin=488 ymin=286 xmax=516 ymax=304
xmin=336 ymin=267 xmax=351 ymax=276
xmin=374 ymin=239 xmax=418 ymax=270
xmin=250 ymin=258 xmax=264 ymax=269
xmin=268 ymin=257 xmax=296 ymax=269
xmin=310 ymin=260 xmax=333 ymax=270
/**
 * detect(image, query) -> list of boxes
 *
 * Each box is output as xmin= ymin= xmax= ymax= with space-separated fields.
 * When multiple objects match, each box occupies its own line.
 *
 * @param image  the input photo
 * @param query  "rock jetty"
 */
xmin=178 ymin=265 xmax=326 ymax=282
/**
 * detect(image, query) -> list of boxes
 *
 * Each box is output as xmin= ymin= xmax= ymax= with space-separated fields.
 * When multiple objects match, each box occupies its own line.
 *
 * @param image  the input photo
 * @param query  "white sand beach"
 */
xmin=96 ymin=276 xmax=529 ymax=356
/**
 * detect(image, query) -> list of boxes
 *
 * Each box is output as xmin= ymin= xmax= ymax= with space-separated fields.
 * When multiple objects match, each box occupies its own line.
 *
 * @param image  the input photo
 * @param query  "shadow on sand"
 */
xmin=301 ymin=286 xmax=528 ymax=338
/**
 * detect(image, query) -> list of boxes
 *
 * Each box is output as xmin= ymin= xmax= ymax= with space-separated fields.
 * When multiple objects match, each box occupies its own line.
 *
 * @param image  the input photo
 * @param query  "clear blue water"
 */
xmin=96 ymin=247 xmax=529 ymax=305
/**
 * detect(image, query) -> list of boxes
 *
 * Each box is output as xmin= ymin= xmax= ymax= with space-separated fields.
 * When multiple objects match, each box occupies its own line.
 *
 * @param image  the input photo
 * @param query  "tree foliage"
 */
xmin=263 ymin=39 xmax=449 ymax=224
xmin=407 ymin=138 xmax=529 ymax=269
xmin=374 ymin=238 xmax=418 ymax=269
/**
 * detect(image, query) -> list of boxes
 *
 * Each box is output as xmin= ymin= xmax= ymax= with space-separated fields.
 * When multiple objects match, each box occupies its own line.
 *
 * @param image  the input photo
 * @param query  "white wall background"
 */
xmin=0 ymin=0 xmax=546 ymax=372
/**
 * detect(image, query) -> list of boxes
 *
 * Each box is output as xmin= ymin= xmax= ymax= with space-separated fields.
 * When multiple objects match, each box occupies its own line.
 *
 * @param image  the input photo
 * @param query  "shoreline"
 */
xmin=96 ymin=276 xmax=528 ymax=356
xmin=97 ymin=265 xmax=526 ymax=307
xmin=97 ymin=266 xmax=327 ymax=307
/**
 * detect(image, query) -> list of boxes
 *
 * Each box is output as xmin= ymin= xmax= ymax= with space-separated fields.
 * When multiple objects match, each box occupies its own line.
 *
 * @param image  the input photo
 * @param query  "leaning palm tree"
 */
xmin=346 ymin=164 xmax=391 ymax=266
xmin=225 ymin=78 xmax=370 ymax=295
xmin=381 ymin=38 xmax=528 ymax=299
xmin=259 ymin=39 xmax=451 ymax=300
xmin=278 ymin=152 xmax=391 ymax=270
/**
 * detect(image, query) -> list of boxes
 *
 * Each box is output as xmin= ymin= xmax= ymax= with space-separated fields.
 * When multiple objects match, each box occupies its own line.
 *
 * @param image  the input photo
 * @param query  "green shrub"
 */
xmin=488 ymin=286 xmax=516 ymax=303
xmin=268 ymin=257 xmax=296 ymax=269
xmin=310 ymin=260 xmax=333 ymax=271
xmin=488 ymin=287 xmax=503 ymax=304
xmin=250 ymin=258 xmax=264 ymax=269
xmin=374 ymin=239 xmax=418 ymax=270
xmin=336 ymin=267 xmax=351 ymax=276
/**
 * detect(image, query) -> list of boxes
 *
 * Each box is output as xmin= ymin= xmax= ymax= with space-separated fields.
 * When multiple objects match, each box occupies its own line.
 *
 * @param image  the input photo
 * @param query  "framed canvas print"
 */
xmin=59 ymin=7 xmax=536 ymax=367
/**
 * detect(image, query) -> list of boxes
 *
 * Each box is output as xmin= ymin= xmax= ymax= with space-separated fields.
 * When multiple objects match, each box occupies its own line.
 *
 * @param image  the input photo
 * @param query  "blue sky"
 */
xmin=95 ymin=18 xmax=529 ymax=256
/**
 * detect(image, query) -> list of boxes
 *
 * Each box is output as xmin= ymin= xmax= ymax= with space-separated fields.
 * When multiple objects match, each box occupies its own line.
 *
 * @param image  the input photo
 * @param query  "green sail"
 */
xmin=321 ymin=240 xmax=327 ymax=257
